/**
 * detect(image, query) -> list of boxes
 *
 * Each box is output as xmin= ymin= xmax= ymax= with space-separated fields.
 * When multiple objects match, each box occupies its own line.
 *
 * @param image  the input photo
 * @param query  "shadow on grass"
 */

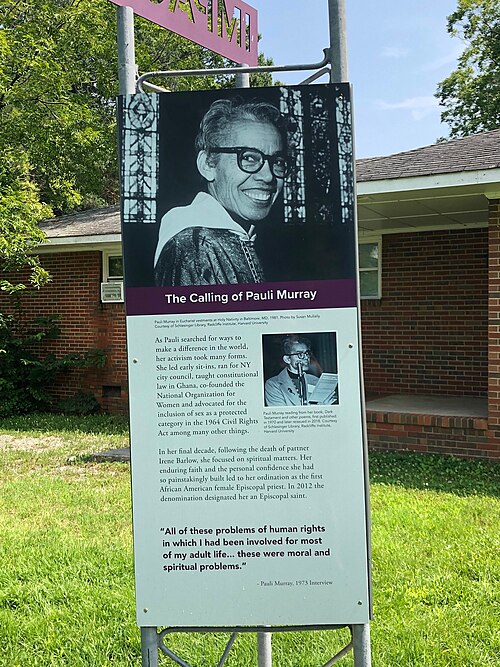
xmin=75 ymin=450 xmax=131 ymax=464
xmin=0 ymin=412 xmax=130 ymax=436
xmin=369 ymin=451 xmax=499 ymax=497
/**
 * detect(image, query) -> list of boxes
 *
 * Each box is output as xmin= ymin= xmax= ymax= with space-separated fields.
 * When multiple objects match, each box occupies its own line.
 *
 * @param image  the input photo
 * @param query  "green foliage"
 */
xmin=0 ymin=312 xmax=106 ymax=417
xmin=2 ymin=0 xmax=120 ymax=214
xmin=0 ymin=0 xmax=274 ymax=217
xmin=0 ymin=151 xmax=52 ymax=292
xmin=252 ymin=53 xmax=278 ymax=88
xmin=437 ymin=0 xmax=500 ymax=136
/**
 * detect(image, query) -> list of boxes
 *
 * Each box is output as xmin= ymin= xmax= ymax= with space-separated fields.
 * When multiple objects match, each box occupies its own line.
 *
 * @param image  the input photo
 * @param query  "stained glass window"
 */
xmin=121 ymin=94 xmax=159 ymax=224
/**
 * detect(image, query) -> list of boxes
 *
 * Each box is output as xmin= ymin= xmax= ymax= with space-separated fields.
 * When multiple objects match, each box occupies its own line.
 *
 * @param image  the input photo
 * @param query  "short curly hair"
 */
xmin=282 ymin=335 xmax=312 ymax=356
xmin=195 ymin=97 xmax=287 ymax=156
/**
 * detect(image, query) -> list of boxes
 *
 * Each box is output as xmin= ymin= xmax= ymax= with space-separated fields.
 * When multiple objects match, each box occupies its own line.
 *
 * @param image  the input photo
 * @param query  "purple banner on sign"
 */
xmin=125 ymin=279 xmax=357 ymax=316
xmin=109 ymin=0 xmax=258 ymax=66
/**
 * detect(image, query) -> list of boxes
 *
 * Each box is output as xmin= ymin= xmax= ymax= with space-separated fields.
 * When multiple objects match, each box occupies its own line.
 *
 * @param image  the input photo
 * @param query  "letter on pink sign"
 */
xmin=109 ymin=0 xmax=258 ymax=66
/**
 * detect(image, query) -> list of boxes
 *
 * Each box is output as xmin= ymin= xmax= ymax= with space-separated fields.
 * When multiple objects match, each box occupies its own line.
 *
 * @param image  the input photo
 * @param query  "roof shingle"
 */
xmin=40 ymin=206 xmax=120 ymax=238
xmin=356 ymin=128 xmax=500 ymax=182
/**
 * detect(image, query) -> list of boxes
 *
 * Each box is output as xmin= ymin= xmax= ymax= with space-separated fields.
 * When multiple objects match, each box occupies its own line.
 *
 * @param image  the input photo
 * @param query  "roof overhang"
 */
xmin=36 ymin=234 xmax=122 ymax=253
xmin=357 ymin=168 xmax=500 ymax=237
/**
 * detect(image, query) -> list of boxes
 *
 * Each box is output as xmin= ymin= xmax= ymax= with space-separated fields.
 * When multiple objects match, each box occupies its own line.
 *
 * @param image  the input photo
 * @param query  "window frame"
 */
xmin=101 ymin=248 xmax=124 ymax=303
xmin=102 ymin=249 xmax=124 ymax=282
xmin=358 ymin=238 xmax=381 ymax=300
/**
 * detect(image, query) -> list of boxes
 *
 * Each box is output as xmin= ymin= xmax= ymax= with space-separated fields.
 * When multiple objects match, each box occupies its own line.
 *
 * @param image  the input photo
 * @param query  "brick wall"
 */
xmin=488 ymin=199 xmax=500 ymax=454
xmin=361 ymin=227 xmax=488 ymax=398
xmin=0 ymin=251 xmax=128 ymax=413
xmin=366 ymin=411 xmax=490 ymax=459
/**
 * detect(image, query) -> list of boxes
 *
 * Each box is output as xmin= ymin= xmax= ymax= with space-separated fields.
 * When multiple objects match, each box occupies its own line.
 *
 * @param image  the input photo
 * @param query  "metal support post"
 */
xmin=327 ymin=0 xmax=349 ymax=81
xmin=257 ymin=630 xmax=272 ymax=667
xmin=117 ymin=5 xmax=137 ymax=95
xmin=352 ymin=624 xmax=371 ymax=667
xmin=118 ymin=17 xmax=154 ymax=666
xmin=141 ymin=627 xmax=159 ymax=667
xmin=136 ymin=52 xmax=330 ymax=92
xmin=328 ymin=5 xmax=371 ymax=664
xmin=235 ymin=64 xmax=250 ymax=89
xmin=235 ymin=58 xmax=272 ymax=667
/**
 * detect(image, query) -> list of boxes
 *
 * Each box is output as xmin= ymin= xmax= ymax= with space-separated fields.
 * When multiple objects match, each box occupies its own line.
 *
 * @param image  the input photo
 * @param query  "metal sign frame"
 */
xmin=116 ymin=2 xmax=372 ymax=665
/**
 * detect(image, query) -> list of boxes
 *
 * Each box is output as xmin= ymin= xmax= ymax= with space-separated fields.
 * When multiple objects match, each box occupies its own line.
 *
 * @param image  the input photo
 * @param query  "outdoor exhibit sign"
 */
xmin=119 ymin=83 xmax=371 ymax=627
xmin=108 ymin=0 xmax=258 ymax=66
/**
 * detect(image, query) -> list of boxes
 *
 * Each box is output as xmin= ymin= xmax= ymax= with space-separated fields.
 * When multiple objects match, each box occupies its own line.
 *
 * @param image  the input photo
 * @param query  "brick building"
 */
xmin=2 ymin=130 xmax=499 ymax=457
xmin=357 ymin=130 xmax=499 ymax=459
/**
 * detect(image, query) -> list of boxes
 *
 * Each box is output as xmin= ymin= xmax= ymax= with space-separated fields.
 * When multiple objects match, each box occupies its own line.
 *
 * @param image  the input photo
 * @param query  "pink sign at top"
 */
xmin=110 ymin=0 xmax=258 ymax=66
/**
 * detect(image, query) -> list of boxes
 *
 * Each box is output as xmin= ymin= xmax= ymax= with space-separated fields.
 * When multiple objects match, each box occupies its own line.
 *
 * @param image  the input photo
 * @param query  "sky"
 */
xmin=249 ymin=0 xmax=462 ymax=158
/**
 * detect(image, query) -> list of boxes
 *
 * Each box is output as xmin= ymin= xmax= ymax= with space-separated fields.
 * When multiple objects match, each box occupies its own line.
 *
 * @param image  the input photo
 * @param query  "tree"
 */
xmin=0 ymin=0 xmax=273 ymax=289
xmin=0 ymin=0 xmax=273 ymax=215
xmin=0 ymin=151 xmax=51 ymax=293
xmin=436 ymin=0 xmax=500 ymax=137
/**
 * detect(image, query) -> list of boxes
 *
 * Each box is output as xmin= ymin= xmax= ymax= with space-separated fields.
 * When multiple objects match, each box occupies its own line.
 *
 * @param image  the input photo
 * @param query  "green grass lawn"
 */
xmin=0 ymin=414 xmax=498 ymax=666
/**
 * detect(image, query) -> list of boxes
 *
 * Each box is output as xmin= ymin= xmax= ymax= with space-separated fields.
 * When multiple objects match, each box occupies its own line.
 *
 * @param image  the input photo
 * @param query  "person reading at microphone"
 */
xmin=264 ymin=335 xmax=333 ymax=407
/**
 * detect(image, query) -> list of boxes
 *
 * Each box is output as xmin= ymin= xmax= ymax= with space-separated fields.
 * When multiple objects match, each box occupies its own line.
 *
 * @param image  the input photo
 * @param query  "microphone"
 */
xmin=297 ymin=362 xmax=307 ymax=405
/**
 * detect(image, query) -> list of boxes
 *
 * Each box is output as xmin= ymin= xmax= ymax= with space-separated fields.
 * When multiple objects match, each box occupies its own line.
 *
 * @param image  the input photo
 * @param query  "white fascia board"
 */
xmin=36 ymin=234 xmax=122 ymax=253
xmin=358 ymin=221 xmax=488 ymax=238
xmin=357 ymin=168 xmax=500 ymax=198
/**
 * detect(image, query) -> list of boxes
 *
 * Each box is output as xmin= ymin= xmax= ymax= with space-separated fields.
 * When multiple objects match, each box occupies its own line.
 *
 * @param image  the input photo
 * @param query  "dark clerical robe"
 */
xmin=154 ymin=226 xmax=264 ymax=286
xmin=154 ymin=192 xmax=264 ymax=286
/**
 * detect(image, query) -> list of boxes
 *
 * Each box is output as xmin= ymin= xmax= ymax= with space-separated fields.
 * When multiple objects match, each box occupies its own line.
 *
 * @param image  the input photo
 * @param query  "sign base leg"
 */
xmin=141 ymin=626 xmax=159 ymax=667
xmin=257 ymin=631 xmax=272 ymax=667
xmin=352 ymin=623 xmax=371 ymax=667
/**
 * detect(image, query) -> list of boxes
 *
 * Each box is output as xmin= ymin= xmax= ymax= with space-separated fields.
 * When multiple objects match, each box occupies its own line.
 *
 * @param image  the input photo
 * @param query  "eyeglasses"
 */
xmin=289 ymin=350 xmax=311 ymax=359
xmin=210 ymin=147 xmax=289 ymax=179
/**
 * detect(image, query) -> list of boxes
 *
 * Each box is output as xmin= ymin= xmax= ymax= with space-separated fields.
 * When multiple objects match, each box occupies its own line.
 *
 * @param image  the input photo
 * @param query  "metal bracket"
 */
xmin=142 ymin=624 xmax=356 ymax=666
xmin=298 ymin=67 xmax=331 ymax=86
xmin=158 ymin=629 xmax=237 ymax=667
xmin=136 ymin=49 xmax=332 ymax=92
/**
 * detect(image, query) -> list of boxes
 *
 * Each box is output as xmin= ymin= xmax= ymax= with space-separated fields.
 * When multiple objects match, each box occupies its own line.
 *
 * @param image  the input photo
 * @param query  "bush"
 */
xmin=0 ymin=313 xmax=105 ymax=417
xmin=58 ymin=391 xmax=102 ymax=416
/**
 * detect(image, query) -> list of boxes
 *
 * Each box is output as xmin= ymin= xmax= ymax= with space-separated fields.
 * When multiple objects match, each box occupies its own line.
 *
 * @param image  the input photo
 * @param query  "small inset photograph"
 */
xmin=262 ymin=332 xmax=339 ymax=407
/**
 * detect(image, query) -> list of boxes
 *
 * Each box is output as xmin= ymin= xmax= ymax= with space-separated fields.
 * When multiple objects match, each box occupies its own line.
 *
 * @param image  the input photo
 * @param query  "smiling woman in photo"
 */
xmin=154 ymin=98 xmax=288 ymax=287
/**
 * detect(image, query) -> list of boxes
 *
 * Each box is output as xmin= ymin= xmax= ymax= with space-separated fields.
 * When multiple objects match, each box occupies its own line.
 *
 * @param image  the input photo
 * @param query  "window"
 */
xmin=102 ymin=250 xmax=124 ymax=303
xmin=105 ymin=254 xmax=124 ymax=282
xmin=359 ymin=241 xmax=380 ymax=299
